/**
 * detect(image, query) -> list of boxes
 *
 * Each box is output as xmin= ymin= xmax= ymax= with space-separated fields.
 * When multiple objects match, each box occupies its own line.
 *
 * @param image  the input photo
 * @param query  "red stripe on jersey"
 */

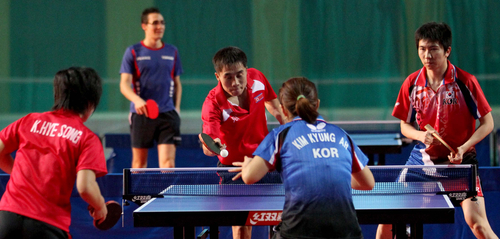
xmin=131 ymin=49 xmax=141 ymax=94
xmin=348 ymin=135 xmax=362 ymax=173
xmin=171 ymin=50 xmax=177 ymax=80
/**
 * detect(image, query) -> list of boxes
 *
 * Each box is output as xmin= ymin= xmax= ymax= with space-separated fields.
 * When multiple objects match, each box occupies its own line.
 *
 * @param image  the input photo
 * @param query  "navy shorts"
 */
xmin=0 ymin=210 xmax=70 ymax=239
xmin=130 ymin=110 xmax=181 ymax=148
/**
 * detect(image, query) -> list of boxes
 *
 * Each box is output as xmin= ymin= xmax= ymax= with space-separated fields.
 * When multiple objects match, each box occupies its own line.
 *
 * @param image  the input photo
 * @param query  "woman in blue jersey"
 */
xmin=232 ymin=77 xmax=375 ymax=239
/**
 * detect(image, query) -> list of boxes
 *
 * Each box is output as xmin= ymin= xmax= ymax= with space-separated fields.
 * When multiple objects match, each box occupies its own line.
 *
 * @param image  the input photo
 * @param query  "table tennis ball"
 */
xmin=220 ymin=149 xmax=229 ymax=158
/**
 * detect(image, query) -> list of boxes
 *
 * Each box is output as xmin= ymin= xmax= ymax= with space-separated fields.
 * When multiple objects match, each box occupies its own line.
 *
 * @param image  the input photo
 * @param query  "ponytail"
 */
xmin=279 ymin=77 xmax=319 ymax=124
xmin=296 ymin=95 xmax=319 ymax=124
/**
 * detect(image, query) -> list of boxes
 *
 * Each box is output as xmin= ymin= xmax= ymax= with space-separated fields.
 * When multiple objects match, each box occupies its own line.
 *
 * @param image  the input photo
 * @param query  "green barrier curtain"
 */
xmin=1 ymin=0 xmax=499 ymax=114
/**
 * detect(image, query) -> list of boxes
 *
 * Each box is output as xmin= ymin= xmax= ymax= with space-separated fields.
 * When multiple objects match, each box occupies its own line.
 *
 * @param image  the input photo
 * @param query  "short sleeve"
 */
xmin=253 ymin=129 xmax=280 ymax=169
xmin=252 ymin=69 xmax=277 ymax=101
xmin=467 ymin=76 xmax=492 ymax=118
xmin=119 ymin=47 xmax=134 ymax=75
xmin=0 ymin=116 xmax=25 ymax=153
xmin=346 ymin=134 xmax=369 ymax=173
xmin=392 ymin=77 xmax=413 ymax=122
xmin=77 ymin=133 xmax=107 ymax=177
xmin=201 ymin=91 xmax=222 ymax=139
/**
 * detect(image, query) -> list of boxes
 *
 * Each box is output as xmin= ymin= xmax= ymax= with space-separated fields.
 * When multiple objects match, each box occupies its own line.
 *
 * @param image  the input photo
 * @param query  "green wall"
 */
xmin=2 ymin=0 xmax=500 ymax=114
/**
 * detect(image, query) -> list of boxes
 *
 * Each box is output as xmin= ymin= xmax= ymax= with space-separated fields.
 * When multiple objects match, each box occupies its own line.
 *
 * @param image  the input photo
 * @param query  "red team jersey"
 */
xmin=0 ymin=110 xmax=107 ymax=232
xmin=201 ymin=68 xmax=277 ymax=165
xmin=393 ymin=61 xmax=491 ymax=161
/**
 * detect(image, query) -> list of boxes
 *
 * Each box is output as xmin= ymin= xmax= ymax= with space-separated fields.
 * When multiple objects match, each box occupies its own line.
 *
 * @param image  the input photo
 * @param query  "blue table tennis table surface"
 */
xmin=133 ymin=184 xmax=454 ymax=238
xmin=350 ymin=133 xmax=402 ymax=147
xmin=135 ymin=193 xmax=453 ymax=223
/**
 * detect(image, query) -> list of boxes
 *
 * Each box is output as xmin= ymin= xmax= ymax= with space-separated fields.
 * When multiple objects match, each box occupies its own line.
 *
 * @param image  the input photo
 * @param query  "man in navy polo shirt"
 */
xmin=120 ymin=7 xmax=183 ymax=169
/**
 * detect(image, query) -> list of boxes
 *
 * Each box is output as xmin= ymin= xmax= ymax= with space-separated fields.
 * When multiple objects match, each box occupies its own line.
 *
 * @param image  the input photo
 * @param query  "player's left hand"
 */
xmin=88 ymin=202 xmax=107 ymax=222
xmin=448 ymin=146 xmax=465 ymax=164
xmin=422 ymin=130 xmax=441 ymax=147
xmin=230 ymin=156 xmax=253 ymax=181
xmin=230 ymin=162 xmax=243 ymax=180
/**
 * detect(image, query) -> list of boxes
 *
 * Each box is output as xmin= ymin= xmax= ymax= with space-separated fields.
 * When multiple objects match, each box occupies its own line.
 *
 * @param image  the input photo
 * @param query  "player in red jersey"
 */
xmin=0 ymin=67 xmax=108 ymax=238
xmin=377 ymin=22 xmax=497 ymax=239
xmin=201 ymin=46 xmax=284 ymax=239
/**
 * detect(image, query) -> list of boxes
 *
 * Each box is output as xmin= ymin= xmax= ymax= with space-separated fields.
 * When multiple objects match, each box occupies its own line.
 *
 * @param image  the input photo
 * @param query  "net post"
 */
xmin=123 ymin=168 xmax=131 ymax=196
xmin=122 ymin=168 xmax=131 ymax=228
xmin=471 ymin=164 xmax=478 ymax=199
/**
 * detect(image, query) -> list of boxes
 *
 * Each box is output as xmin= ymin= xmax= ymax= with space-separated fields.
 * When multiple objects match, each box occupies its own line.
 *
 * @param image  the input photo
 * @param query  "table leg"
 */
xmin=393 ymin=223 xmax=424 ymax=239
xmin=174 ymin=227 xmax=184 ymax=239
xmin=173 ymin=226 xmax=195 ymax=239
xmin=185 ymin=227 xmax=195 ymax=239
xmin=393 ymin=224 xmax=407 ymax=239
xmin=410 ymin=224 xmax=423 ymax=239
xmin=210 ymin=226 xmax=219 ymax=239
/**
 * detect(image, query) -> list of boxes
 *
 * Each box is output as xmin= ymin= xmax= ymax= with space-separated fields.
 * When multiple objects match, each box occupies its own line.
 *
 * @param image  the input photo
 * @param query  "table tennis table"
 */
xmin=350 ymin=133 xmax=403 ymax=165
xmin=126 ymin=165 xmax=475 ymax=239
xmin=134 ymin=184 xmax=454 ymax=239
xmin=131 ymin=182 xmax=457 ymax=239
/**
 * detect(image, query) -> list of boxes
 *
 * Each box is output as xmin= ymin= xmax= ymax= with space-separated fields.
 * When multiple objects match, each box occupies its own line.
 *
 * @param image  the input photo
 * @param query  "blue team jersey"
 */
xmin=254 ymin=116 xmax=368 ymax=239
xmin=120 ymin=41 xmax=183 ymax=113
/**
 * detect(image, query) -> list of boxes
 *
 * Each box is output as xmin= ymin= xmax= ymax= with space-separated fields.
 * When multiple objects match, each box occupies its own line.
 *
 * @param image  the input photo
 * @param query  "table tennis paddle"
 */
xmin=424 ymin=124 xmax=456 ymax=154
xmin=88 ymin=200 xmax=122 ymax=230
xmin=199 ymin=133 xmax=228 ymax=157
xmin=146 ymin=99 xmax=159 ymax=119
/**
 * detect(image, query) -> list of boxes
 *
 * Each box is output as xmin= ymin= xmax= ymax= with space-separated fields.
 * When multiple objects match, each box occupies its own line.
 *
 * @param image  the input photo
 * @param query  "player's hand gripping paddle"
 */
xmin=88 ymin=201 xmax=122 ymax=230
xmin=146 ymin=99 xmax=159 ymax=119
xmin=424 ymin=124 xmax=456 ymax=154
xmin=199 ymin=133 xmax=228 ymax=157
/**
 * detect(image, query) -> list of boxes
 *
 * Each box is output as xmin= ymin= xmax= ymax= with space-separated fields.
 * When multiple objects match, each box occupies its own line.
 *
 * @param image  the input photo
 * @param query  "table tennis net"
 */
xmin=123 ymin=165 xmax=475 ymax=198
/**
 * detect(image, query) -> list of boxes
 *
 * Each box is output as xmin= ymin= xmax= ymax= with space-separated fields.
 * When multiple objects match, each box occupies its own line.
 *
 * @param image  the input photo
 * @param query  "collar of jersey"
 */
xmin=140 ymin=41 xmax=165 ymax=50
xmin=291 ymin=115 xmax=326 ymax=123
xmin=53 ymin=109 xmax=82 ymax=122
xmin=415 ymin=60 xmax=457 ymax=87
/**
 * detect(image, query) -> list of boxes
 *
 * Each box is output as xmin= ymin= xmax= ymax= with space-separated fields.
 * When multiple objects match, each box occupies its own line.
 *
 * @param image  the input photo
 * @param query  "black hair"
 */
xmin=415 ymin=22 xmax=452 ymax=52
xmin=141 ymin=7 xmax=161 ymax=24
xmin=52 ymin=67 xmax=102 ymax=115
xmin=212 ymin=46 xmax=248 ymax=73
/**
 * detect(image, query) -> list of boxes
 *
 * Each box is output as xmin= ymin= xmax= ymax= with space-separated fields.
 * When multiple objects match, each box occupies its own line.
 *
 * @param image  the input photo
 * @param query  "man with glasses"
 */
xmin=120 ymin=7 xmax=183 ymax=169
